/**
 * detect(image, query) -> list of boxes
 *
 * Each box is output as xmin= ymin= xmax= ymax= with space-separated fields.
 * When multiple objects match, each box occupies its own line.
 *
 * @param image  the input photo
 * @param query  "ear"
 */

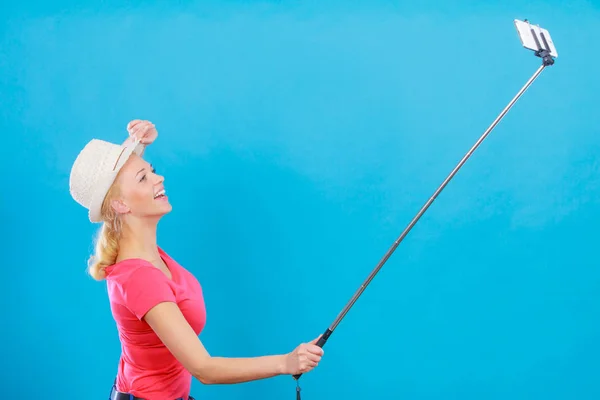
xmin=110 ymin=198 xmax=130 ymax=215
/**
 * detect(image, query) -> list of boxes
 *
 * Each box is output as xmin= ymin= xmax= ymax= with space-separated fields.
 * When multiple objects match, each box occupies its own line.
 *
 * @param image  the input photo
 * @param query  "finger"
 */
xmin=128 ymin=126 xmax=145 ymax=140
xmin=305 ymin=353 xmax=321 ymax=363
xmin=306 ymin=345 xmax=324 ymax=355
xmin=127 ymin=120 xmax=143 ymax=131
xmin=141 ymin=124 xmax=153 ymax=143
xmin=129 ymin=127 xmax=141 ymax=140
xmin=130 ymin=121 xmax=150 ymax=134
xmin=131 ymin=124 xmax=150 ymax=139
xmin=302 ymin=361 xmax=318 ymax=371
xmin=310 ymin=335 xmax=323 ymax=345
xmin=139 ymin=124 xmax=150 ymax=136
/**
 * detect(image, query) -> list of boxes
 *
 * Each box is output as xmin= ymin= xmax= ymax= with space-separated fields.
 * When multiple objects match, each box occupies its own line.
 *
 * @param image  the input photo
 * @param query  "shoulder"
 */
xmin=105 ymin=257 xmax=178 ymax=320
xmin=105 ymin=257 xmax=173 ymax=296
xmin=105 ymin=258 xmax=156 ymax=283
xmin=105 ymin=246 xmax=174 ymax=279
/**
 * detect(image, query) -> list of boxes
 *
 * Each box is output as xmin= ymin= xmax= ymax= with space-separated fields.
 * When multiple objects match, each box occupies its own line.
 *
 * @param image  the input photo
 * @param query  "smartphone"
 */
xmin=514 ymin=19 xmax=558 ymax=58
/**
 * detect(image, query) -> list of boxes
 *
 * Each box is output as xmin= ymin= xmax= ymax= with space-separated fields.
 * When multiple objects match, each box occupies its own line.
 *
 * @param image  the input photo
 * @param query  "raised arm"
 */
xmin=144 ymin=301 xmax=323 ymax=385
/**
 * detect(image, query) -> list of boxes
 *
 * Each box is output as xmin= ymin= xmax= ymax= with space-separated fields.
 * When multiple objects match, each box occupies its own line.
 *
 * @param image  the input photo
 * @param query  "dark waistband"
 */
xmin=109 ymin=384 xmax=194 ymax=400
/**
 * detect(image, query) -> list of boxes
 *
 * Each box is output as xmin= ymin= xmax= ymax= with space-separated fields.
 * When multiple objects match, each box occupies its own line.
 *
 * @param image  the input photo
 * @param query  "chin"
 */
xmin=147 ymin=196 xmax=173 ymax=218
xmin=149 ymin=205 xmax=172 ymax=220
xmin=159 ymin=204 xmax=173 ymax=215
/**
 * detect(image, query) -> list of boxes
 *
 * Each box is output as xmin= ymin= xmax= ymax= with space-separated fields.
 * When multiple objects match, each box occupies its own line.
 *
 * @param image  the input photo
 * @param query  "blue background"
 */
xmin=2 ymin=0 xmax=599 ymax=399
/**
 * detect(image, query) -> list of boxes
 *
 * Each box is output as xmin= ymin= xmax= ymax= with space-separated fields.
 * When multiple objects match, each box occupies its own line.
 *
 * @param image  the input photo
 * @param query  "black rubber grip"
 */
xmin=292 ymin=328 xmax=332 ymax=380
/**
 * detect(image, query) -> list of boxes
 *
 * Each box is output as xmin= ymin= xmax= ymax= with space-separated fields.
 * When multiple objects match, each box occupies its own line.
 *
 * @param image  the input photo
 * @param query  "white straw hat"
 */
xmin=69 ymin=138 xmax=145 ymax=223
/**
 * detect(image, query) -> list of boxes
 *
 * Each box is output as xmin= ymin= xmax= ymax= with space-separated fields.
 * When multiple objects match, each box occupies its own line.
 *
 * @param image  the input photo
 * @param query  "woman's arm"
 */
xmin=143 ymin=301 xmax=324 ymax=385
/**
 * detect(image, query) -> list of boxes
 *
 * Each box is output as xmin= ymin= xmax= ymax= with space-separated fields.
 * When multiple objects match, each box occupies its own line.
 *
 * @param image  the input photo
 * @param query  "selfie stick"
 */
xmin=292 ymin=18 xmax=558 ymax=399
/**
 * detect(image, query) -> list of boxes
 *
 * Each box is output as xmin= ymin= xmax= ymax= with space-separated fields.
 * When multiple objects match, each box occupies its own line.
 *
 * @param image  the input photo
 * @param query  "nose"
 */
xmin=153 ymin=171 xmax=164 ymax=184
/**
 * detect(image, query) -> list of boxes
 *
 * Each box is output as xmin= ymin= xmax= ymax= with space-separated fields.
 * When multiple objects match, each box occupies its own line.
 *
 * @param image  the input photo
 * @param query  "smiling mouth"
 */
xmin=154 ymin=189 xmax=166 ymax=199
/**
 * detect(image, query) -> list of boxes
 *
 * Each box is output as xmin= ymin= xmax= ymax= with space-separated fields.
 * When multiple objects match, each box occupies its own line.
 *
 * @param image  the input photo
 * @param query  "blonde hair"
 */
xmin=88 ymin=182 xmax=123 ymax=281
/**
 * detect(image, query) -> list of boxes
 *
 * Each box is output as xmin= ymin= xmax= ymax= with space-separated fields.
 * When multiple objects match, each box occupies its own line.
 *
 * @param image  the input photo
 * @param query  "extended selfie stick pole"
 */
xmin=292 ymin=19 xmax=558 ymax=399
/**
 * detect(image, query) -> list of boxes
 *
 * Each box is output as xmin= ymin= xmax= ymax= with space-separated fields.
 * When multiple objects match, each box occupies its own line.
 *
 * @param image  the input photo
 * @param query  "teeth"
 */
xmin=154 ymin=189 xmax=166 ymax=199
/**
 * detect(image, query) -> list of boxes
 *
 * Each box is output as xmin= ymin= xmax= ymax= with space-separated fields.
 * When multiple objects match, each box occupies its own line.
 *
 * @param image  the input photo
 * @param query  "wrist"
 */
xmin=276 ymin=354 xmax=289 ymax=375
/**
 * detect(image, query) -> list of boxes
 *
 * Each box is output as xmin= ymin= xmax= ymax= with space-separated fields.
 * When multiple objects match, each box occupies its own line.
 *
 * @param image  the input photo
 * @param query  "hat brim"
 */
xmin=88 ymin=139 xmax=145 ymax=223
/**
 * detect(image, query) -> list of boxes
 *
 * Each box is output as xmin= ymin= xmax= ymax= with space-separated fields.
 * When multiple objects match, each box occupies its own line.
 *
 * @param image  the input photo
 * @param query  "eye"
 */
xmin=139 ymin=166 xmax=156 ymax=182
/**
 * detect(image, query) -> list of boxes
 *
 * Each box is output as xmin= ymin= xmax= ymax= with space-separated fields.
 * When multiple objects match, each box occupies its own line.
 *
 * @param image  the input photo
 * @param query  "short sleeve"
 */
xmin=120 ymin=265 xmax=177 ymax=320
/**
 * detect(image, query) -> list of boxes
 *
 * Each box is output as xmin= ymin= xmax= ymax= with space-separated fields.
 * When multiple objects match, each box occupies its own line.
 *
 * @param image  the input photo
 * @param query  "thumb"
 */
xmin=310 ymin=334 xmax=323 ymax=345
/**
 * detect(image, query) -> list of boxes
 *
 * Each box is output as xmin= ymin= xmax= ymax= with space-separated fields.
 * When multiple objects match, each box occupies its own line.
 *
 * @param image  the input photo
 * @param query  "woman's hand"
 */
xmin=282 ymin=336 xmax=325 ymax=375
xmin=127 ymin=119 xmax=158 ymax=145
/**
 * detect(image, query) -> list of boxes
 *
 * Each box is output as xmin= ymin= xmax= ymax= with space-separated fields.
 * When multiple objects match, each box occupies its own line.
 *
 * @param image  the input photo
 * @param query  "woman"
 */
xmin=69 ymin=119 xmax=324 ymax=400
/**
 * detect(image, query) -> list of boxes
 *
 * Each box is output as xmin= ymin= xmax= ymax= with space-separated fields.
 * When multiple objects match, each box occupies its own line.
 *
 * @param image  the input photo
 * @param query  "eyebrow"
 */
xmin=136 ymin=164 xmax=153 ymax=178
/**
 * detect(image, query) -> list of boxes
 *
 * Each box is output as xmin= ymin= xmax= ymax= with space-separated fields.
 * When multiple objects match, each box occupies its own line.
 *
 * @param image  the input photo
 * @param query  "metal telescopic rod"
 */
xmin=293 ymin=58 xmax=552 ymax=383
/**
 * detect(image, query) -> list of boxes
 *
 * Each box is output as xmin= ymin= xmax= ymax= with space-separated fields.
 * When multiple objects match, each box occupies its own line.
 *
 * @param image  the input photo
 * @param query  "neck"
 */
xmin=118 ymin=216 xmax=161 ymax=262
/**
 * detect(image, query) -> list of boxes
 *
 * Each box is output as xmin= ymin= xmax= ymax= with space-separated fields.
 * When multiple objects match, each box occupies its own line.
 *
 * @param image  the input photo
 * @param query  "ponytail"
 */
xmin=88 ymin=184 xmax=122 ymax=280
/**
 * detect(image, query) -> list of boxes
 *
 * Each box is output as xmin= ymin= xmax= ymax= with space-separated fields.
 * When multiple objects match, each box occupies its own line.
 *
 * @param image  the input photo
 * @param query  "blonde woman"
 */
xmin=69 ymin=120 xmax=324 ymax=400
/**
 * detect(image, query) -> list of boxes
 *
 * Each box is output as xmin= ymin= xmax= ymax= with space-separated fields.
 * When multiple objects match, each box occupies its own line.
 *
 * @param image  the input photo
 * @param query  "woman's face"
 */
xmin=111 ymin=154 xmax=172 ymax=220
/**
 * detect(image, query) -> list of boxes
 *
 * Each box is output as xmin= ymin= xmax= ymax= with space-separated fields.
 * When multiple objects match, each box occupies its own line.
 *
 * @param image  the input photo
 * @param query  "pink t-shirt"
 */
xmin=105 ymin=247 xmax=207 ymax=400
